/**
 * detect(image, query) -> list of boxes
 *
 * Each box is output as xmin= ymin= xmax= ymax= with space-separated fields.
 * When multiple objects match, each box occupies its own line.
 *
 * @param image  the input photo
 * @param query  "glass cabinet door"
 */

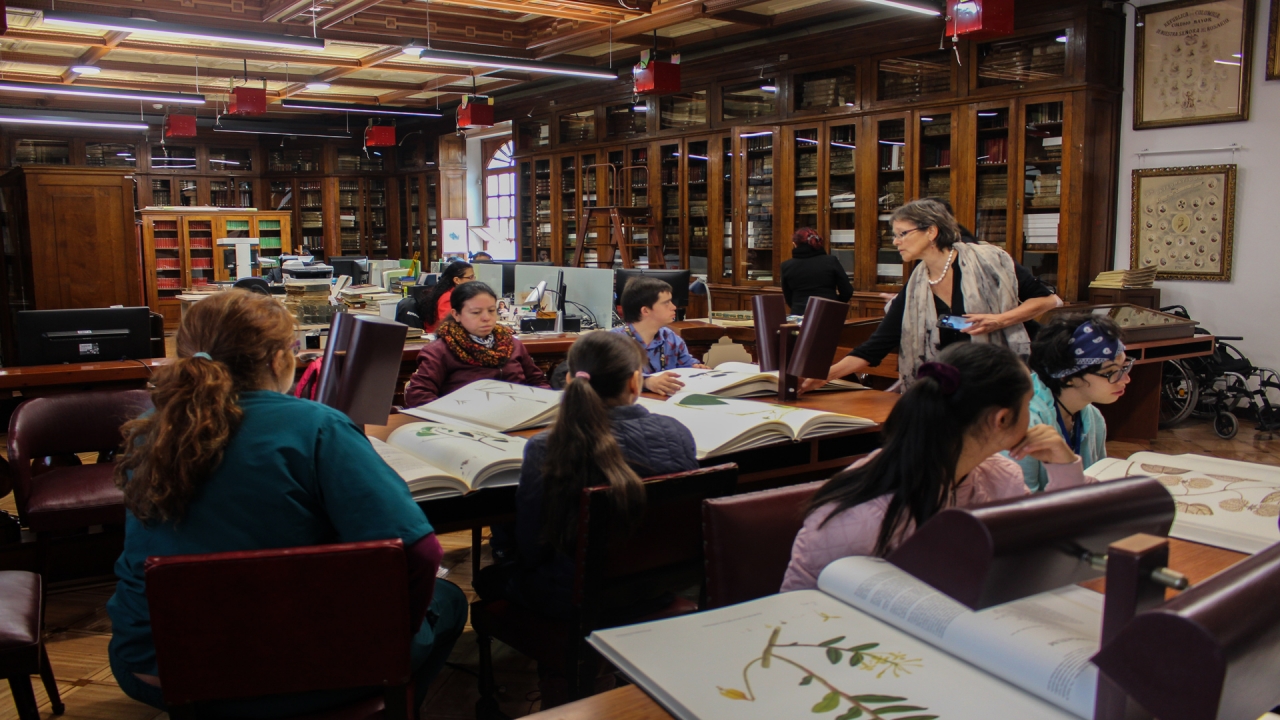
xmin=426 ymin=175 xmax=440 ymax=263
xmin=338 ymin=180 xmax=361 ymax=254
xmin=532 ymin=159 xmax=552 ymax=264
xmin=367 ymin=179 xmax=388 ymax=258
xmin=628 ymin=145 xmax=652 ymax=268
xmin=875 ymin=116 xmax=909 ymax=288
xmin=826 ymin=121 xmax=858 ymax=279
xmin=257 ymin=218 xmax=285 ymax=264
xmin=150 ymin=178 xmax=174 ymax=207
xmin=210 ymin=180 xmax=232 ymax=208
xmin=686 ymin=140 xmax=711 ymax=277
xmin=792 ymin=126 xmax=821 ymax=241
xmin=298 ymin=180 xmax=324 ymax=253
xmin=237 ymin=180 xmax=255 ymax=209
xmin=736 ymin=127 xmax=777 ymax=285
xmin=270 ymin=181 xmax=293 ymax=211
xmin=403 ymin=176 xmax=422 ymax=260
xmin=185 ymin=219 xmax=215 ymax=286
xmin=974 ymin=104 xmax=1012 ymax=249
xmin=917 ymin=111 xmax=954 ymax=203
xmin=559 ymin=156 xmax=578 ymax=265
xmin=1020 ymin=99 xmax=1065 ymax=290
xmin=518 ymin=161 xmax=533 ymax=262
xmin=151 ymin=218 xmax=184 ymax=296
xmin=720 ymin=137 xmax=734 ymax=283
xmin=178 ymin=179 xmax=199 ymax=206
xmin=579 ymin=152 xmax=600 ymax=266
xmin=659 ymin=142 xmax=683 ymax=270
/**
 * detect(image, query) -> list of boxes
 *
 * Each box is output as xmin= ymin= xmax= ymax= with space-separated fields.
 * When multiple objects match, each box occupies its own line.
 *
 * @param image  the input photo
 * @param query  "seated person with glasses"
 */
xmin=1016 ymin=313 xmax=1132 ymax=492
xmin=803 ymin=199 xmax=1062 ymax=391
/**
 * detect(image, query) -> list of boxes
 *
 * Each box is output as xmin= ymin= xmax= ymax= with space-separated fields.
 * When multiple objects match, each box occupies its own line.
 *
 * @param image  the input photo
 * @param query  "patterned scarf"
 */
xmin=898 ymin=241 xmax=1031 ymax=385
xmin=438 ymin=318 xmax=514 ymax=368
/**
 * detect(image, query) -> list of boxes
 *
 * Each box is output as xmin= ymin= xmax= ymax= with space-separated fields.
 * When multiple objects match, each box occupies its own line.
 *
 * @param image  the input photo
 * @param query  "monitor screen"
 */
xmin=329 ymin=256 xmax=368 ymax=284
xmin=16 ymin=307 xmax=153 ymax=366
xmin=615 ymin=268 xmax=692 ymax=310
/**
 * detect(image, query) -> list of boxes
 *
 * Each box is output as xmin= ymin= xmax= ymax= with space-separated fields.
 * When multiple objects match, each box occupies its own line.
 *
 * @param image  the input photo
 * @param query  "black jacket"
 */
xmin=780 ymin=245 xmax=854 ymax=314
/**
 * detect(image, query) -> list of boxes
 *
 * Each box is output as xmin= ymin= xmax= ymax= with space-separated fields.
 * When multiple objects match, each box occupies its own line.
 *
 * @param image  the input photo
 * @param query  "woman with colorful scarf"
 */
xmin=404 ymin=281 xmax=549 ymax=407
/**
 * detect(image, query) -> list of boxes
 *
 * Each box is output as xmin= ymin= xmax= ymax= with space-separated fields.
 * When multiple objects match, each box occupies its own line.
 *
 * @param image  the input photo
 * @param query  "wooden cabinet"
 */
xmin=0 ymin=167 xmax=143 ymax=362
xmin=140 ymin=210 xmax=292 ymax=328
xmin=733 ymin=126 xmax=780 ymax=285
xmin=399 ymin=173 xmax=440 ymax=264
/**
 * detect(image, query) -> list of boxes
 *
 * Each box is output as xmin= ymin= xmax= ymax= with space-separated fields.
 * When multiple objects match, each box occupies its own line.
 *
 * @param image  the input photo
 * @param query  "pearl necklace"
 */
xmin=926 ymin=249 xmax=956 ymax=286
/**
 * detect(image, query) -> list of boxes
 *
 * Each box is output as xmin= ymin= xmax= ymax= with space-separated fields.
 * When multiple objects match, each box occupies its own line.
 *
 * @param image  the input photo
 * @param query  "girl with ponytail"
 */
xmin=107 ymin=290 xmax=466 ymax=717
xmin=782 ymin=342 xmax=1095 ymax=591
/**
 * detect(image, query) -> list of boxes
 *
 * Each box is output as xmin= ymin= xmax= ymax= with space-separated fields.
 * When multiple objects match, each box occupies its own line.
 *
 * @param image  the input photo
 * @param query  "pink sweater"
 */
xmin=780 ymin=451 xmax=1091 ymax=592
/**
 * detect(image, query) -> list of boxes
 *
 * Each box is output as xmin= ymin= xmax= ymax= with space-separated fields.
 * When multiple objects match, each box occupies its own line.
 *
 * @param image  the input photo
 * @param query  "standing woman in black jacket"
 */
xmin=780 ymin=228 xmax=854 ymax=314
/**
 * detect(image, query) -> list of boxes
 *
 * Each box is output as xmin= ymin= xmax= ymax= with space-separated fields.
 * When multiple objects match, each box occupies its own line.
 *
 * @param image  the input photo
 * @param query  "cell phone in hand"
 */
xmin=937 ymin=314 xmax=973 ymax=331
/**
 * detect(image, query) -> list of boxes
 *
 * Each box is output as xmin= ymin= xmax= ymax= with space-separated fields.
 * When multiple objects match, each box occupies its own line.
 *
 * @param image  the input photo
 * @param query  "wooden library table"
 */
xmin=522 ymin=537 xmax=1248 ymax=720
xmin=0 ymin=358 xmax=166 ymax=398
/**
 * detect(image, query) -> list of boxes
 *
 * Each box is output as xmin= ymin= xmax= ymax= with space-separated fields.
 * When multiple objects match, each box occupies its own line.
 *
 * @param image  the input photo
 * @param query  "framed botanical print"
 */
xmin=1130 ymin=165 xmax=1237 ymax=282
xmin=1134 ymin=0 xmax=1256 ymax=129
xmin=1268 ymin=0 xmax=1280 ymax=80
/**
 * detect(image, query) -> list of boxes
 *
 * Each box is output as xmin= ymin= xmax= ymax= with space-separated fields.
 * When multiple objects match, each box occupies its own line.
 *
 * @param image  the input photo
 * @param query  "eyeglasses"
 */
xmin=1089 ymin=357 xmax=1135 ymax=384
xmin=460 ymin=274 xmax=476 ymax=280
xmin=892 ymin=226 xmax=925 ymax=242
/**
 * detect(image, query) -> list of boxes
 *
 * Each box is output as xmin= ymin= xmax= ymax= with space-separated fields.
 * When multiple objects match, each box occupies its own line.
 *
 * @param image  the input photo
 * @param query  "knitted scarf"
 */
xmin=438 ymin=318 xmax=515 ymax=368
xmin=898 ymin=241 xmax=1030 ymax=385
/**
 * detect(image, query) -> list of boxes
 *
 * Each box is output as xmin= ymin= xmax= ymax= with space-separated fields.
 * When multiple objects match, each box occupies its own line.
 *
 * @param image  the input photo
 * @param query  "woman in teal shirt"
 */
xmin=106 ymin=290 xmax=465 ymax=718
xmin=1018 ymin=313 xmax=1132 ymax=491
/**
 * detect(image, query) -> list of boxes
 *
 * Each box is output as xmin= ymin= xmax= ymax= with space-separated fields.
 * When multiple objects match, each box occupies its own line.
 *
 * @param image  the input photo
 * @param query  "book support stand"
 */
xmin=751 ymin=295 xmax=847 ymax=402
xmin=316 ymin=312 xmax=409 ymax=426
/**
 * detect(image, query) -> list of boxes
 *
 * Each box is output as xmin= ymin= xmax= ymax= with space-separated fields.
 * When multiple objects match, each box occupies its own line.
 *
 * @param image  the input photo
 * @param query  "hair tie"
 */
xmin=917 ymin=362 xmax=960 ymax=395
xmin=574 ymin=371 xmax=591 ymax=381
xmin=192 ymin=352 xmax=212 ymax=361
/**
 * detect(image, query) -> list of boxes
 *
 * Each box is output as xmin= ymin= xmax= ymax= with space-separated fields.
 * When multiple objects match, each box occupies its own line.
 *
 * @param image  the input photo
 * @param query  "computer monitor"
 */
xmin=615 ymin=268 xmax=692 ymax=310
xmin=490 ymin=261 xmax=552 ymax=296
xmin=329 ymin=256 xmax=368 ymax=284
xmin=16 ymin=307 xmax=153 ymax=366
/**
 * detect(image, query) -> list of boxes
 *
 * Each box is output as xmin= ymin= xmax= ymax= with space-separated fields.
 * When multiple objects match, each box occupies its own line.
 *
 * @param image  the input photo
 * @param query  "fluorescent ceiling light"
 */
xmin=831 ymin=142 xmax=856 ymax=149
xmin=412 ymin=47 xmax=617 ymax=79
xmin=688 ymin=155 xmax=709 ymax=160
xmin=402 ymin=47 xmax=424 ymax=57
xmin=0 ymin=115 xmax=148 ymax=130
xmin=633 ymin=104 xmax=648 ymax=112
xmin=280 ymin=99 xmax=443 ymax=117
xmin=858 ymin=0 xmax=941 ymax=16
xmin=796 ymin=137 xmax=819 ymax=144
xmin=70 ymin=65 xmax=101 ymax=74
xmin=0 ymin=79 xmax=204 ymax=105
xmin=43 ymin=11 xmax=327 ymax=52
xmin=978 ymin=111 xmax=999 ymax=117
xmin=208 ymin=159 xmax=241 ymax=165
xmin=879 ymin=140 xmax=906 ymax=146
xmin=1055 ymin=35 xmax=1068 ymax=42
xmin=760 ymin=85 xmax=777 ymax=92
xmin=213 ymin=120 xmax=351 ymax=139
xmin=920 ymin=116 xmax=933 ymax=121
xmin=740 ymin=131 xmax=772 ymax=137
xmin=305 ymin=82 xmax=332 ymax=91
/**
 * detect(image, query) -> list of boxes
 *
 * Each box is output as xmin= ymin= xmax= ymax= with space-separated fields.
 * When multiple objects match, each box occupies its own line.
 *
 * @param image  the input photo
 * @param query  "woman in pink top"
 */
xmin=782 ymin=343 xmax=1093 ymax=592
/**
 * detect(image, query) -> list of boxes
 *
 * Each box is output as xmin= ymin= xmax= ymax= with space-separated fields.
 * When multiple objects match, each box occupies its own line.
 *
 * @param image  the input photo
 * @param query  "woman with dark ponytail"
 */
xmin=782 ymin=343 xmax=1094 ymax=591
xmin=421 ymin=260 xmax=475 ymax=333
xmin=107 ymin=290 xmax=466 ymax=717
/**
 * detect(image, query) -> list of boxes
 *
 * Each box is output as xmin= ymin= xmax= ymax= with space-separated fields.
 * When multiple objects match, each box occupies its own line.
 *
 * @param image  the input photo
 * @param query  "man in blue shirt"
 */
xmin=612 ymin=276 xmax=708 ymax=395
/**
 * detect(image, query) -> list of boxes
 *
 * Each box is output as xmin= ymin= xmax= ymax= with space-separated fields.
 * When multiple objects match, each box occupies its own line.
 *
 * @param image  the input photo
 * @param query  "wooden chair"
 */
xmin=470 ymin=463 xmax=739 ymax=717
xmin=0 ymin=571 xmax=64 ymax=720
xmin=145 ymin=539 xmax=416 ymax=720
xmin=6 ymin=390 xmax=152 ymax=561
xmin=702 ymin=481 xmax=822 ymax=609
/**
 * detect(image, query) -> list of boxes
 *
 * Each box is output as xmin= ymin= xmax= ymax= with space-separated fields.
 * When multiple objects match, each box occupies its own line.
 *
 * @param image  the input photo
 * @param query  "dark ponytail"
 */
xmin=422 ymin=261 xmax=473 ymax=326
xmin=806 ymin=342 xmax=1031 ymax=556
xmin=114 ymin=290 xmax=296 ymax=524
xmin=540 ymin=332 xmax=647 ymax=553
xmin=1029 ymin=313 xmax=1123 ymax=397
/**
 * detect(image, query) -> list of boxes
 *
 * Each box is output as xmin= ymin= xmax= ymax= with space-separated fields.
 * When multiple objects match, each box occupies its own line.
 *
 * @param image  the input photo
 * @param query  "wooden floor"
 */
xmin=0 ymin=417 xmax=1275 ymax=720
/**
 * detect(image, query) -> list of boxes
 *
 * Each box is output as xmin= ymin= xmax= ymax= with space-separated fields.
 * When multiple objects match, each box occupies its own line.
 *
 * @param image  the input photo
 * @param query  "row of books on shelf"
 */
xmin=879 ymin=144 xmax=905 ymax=171
xmin=830 ymin=153 xmax=856 ymax=175
xmin=980 ymin=137 xmax=1009 ymax=164
xmin=920 ymin=146 xmax=952 ymax=168
xmin=1023 ymin=212 xmax=1060 ymax=244
xmin=744 ymin=136 xmax=773 ymax=152
xmin=1027 ymin=103 xmax=1065 ymax=124
xmin=798 ymin=76 xmax=855 ymax=109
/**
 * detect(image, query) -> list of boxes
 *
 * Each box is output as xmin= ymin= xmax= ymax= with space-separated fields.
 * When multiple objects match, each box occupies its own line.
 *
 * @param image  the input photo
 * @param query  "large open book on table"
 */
xmin=664 ymin=362 xmax=863 ymax=399
xmin=638 ymin=392 xmax=875 ymax=459
xmin=1087 ymin=451 xmax=1280 ymax=554
xmin=590 ymin=556 xmax=1102 ymax=720
xmin=369 ymin=421 xmax=526 ymax=500
xmin=401 ymin=379 xmax=561 ymax=432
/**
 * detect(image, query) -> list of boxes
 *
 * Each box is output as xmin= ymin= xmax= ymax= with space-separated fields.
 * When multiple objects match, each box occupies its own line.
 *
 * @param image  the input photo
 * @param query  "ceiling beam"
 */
xmin=278 ymin=45 xmax=406 ymax=99
xmin=711 ymin=10 xmax=772 ymax=27
xmin=529 ymin=0 xmax=703 ymax=56
xmin=261 ymin=0 xmax=317 ymax=22
xmin=426 ymin=0 xmax=627 ymax=24
xmin=318 ymin=0 xmax=388 ymax=29
xmin=58 ymin=30 xmax=129 ymax=83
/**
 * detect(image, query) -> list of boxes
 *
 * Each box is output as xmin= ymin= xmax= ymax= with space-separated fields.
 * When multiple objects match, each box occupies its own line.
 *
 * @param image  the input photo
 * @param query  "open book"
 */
xmin=402 ymin=379 xmax=561 ymax=432
xmin=1087 ymin=452 xmax=1280 ymax=554
xmin=590 ymin=556 xmax=1102 ymax=720
xmin=663 ymin=362 xmax=863 ymax=399
xmin=369 ymin=421 xmax=526 ymax=500
xmin=639 ymin=393 xmax=875 ymax=459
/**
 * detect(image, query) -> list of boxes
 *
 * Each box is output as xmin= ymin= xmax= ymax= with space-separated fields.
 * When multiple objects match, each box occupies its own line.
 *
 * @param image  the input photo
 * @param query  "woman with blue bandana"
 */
xmin=1016 ymin=313 xmax=1132 ymax=492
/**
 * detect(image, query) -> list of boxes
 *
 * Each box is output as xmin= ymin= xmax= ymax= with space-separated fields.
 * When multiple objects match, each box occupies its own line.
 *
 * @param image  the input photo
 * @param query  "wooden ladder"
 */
xmin=572 ymin=163 xmax=667 ymax=269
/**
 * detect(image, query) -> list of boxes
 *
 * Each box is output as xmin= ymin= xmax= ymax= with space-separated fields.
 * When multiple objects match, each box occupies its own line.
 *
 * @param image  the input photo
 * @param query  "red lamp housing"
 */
xmin=164 ymin=114 xmax=198 ymax=138
xmin=633 ymin=60 xmax=680 ymax=95
xmin=457 ymin=97 xmax=494 ymax=128
xmin=364 ymin=125 xmax=396 ymax=147
xmin=946 ymin=0 xmax=1014 ymax=41
xmin=229 ymin=86 xmax=267 ymax=115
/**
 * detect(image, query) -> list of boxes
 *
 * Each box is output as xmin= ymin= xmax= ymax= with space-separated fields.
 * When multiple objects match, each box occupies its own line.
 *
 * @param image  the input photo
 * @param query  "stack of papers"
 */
xmin=1089 ymin=267 xmax=1157 ymax=288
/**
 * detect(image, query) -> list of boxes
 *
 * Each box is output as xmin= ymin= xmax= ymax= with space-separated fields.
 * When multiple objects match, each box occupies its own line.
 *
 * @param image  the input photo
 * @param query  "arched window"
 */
xmin=483 ymin=139 xmax=517 ymax=258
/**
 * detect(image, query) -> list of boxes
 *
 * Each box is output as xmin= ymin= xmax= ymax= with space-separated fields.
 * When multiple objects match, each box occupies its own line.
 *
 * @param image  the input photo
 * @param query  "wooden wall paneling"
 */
xmin=437 ymin=133 xmax=467 ymax=223
xmin=1079 ymin=88 xmax=1121 ymax=301
xmin=385 ymin=176 xmax=401 ymax=260
xmin=321 ymin=175 xmax=341 ymax=258
xmin=951 ymin=106 xmax=977 ymax=231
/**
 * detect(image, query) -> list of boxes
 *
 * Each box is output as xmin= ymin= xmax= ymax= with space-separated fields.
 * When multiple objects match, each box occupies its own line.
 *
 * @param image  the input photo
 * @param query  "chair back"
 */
xmin=232 ymin=277 xmax=271 ymax=295
xmin=316 ymin=312 xmax=409 ymax=425
xmin=6 ymin=389 xmax=152 ymax=511
xmin=145 ymin=539 xmax=413 ymax=713
xmin=573 ymin=463 xmax=738 ymax=628
xmin=703 ymin=481 xmax=822 ymax=608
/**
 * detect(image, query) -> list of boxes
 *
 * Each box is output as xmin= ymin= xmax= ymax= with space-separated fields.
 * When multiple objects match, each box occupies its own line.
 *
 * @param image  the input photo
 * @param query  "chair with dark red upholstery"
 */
xmin=0 ymin=571 xmax=64 ymax=720
xmin=145 ymin=539 xmax=416 ymax=720
xmin=702 ymin=481 xmax=822 ymax=609
xmin=6 ymin=389 xmax=152 ymax=544
xmin=470 ymin=463 xmax=738 ymax=717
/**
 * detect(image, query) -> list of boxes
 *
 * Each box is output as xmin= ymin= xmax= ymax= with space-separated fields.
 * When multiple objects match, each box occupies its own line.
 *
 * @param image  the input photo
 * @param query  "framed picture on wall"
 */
xmin=1268 ymin=0 xmax=1280 ymax=80
xmin=1134 ymin=0 xmax=1257 ymax=129
xmin=1130 ymin=165 xmax=1237 ymax=282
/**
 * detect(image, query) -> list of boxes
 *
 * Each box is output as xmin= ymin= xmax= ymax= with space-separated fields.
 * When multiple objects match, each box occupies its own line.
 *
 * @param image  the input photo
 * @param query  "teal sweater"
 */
xmin=1014 ymin=372 xmax=1108 ymax=492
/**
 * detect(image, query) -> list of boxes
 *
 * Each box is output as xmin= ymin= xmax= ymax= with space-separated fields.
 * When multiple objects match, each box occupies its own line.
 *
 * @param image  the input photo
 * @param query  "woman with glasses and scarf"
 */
xmin=802 ymin=199 xmax=1062 ymax=392
xmin=1018 ymin=313 xmax=1131 ymax=492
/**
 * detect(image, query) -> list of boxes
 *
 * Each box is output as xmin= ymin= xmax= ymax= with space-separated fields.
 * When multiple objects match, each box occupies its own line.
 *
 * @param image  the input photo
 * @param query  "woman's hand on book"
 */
xmin=1008 ymin=424 xmax=1078 ymax=466
xmin=645 ymin=372 xmax=685 ymax=396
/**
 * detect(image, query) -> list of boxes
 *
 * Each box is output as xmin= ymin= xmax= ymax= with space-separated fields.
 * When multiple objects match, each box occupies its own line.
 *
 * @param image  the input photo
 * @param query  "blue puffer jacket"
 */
xmin=1012 ymin=372 xmax=1108 ymax=492
xmin=511 ymin=403 xmax=698 ymax=619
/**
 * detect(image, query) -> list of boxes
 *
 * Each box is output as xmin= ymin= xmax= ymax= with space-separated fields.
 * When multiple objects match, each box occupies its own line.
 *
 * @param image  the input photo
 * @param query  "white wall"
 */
xmin=1116 ymin=1 xmax=1280 ymax=371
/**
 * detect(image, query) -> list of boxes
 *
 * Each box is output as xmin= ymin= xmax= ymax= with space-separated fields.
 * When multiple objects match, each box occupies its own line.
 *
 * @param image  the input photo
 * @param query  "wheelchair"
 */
xmin=1158 ymin=305 xmax=1280 ymax=439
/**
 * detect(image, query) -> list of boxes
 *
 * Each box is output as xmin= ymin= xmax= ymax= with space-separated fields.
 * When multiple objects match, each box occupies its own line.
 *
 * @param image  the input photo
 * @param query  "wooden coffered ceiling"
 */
xmin=0 ymin=0 xmax=911 ymax=115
